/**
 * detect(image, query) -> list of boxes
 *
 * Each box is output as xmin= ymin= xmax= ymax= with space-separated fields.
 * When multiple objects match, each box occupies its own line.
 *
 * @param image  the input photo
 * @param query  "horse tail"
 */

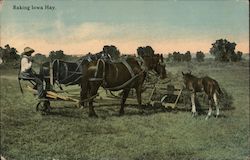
xmin=215 ymin=82 xmax=223 ymax=96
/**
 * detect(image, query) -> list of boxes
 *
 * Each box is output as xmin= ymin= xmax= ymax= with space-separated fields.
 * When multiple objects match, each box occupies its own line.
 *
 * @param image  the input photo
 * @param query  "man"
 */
xmin=19 ymin=47 xmax=45 ymax=98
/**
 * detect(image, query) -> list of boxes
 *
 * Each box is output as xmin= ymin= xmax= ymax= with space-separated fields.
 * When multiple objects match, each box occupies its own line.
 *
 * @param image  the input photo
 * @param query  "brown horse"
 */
xmin=140 ymin=54 xmax=166 ymax=79
xmin=80 ymin=57 xmax=146 ymax=117
xmin=182 ymin=72 xmax=223 ymax=119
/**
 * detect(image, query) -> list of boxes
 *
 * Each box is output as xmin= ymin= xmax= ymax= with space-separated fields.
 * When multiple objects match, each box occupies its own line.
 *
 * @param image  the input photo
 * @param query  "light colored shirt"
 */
xmin=21 ymin=55 xmax=32 ymax=72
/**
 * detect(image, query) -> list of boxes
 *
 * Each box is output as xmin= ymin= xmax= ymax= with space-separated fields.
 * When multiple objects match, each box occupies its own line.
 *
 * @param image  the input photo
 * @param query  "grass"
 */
xmin=0 ymin=60 xmax=249 ymax=160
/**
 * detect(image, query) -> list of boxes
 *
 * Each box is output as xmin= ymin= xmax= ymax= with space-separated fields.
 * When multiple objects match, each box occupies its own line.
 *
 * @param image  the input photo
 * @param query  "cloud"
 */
xmin=1 ymin=22 xmax=249 ymax=55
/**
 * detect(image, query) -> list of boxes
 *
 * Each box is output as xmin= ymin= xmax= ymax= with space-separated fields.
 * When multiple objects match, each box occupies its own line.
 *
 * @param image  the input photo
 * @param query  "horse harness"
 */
xmin=89 ymin=59 xmax=141 ymax=91
xmin=52 ymin=59 xmax=84 ymax=86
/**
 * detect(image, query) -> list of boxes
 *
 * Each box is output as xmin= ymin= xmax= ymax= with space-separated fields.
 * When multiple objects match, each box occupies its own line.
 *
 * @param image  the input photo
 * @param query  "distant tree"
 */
xmin=1 ymin=44 xmax=20 ymax=63
xmin=172 ymin=51 xmax=181 ymax=62
xmin=196 ymin=51 xmax=205 ymax=62
xmin=49 ymin=50 xmax=65 ymax=61
xmin=137 ymin=46 xmax=155 ymax=57
xmin=210 ymin=39 xmax=237 ymax=62
xmin=184 ymin=51 xmax=192 ymax=62
xmin=236 ymin=51 xmax=243 ymax=61
xmin=64 ymin=54 xmax=79 ymax=61
xmin=33 ymin=53 xmax=47 ymax=63
xmin=172 ymin=51 xmax=192 ymax=62
xmin=229 ymin=51 xmax=243 ymax=62
xmin=166 ymin=53 xmax=173 ymax=62
xmin=180 ymin=54 xmax=185 ymax=62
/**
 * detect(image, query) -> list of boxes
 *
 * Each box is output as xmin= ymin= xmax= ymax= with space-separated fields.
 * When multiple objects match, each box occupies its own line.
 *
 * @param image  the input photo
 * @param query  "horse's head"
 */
xmin=182 ymin=71 xmax=196 ymax=87
xmin=155 ymin=62 xmax=167 ymax=79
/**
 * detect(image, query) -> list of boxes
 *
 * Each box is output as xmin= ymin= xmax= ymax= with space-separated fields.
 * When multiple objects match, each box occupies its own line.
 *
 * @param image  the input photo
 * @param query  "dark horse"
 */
xmin=139 ymin=54 xmax=166 ymax=79
xmin=80 ymin=57 xmax=146 ymax=117
xmin=182 ymin=72 xmax=223 ymax=119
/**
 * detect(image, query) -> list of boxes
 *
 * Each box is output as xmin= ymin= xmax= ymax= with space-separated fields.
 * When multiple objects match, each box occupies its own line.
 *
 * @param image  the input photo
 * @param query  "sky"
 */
xmin=0 ymin=0 xmax=249 ymax=55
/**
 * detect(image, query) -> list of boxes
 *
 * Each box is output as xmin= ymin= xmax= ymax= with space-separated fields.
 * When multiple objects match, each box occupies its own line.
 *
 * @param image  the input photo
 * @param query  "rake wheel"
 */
xmin=36 ymin=100 xmax=51 ymax=114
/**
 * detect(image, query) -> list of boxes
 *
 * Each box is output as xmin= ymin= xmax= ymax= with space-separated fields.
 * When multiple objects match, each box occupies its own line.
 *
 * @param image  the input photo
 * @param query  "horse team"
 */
xmin=18 ymin=46 xmax=224 ymax=120
xmin=76 ymin=54 xmax=223 ymax=119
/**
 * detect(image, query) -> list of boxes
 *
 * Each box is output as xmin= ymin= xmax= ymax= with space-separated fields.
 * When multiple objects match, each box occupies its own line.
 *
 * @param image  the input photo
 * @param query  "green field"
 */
xmin=0 ymin=60 xmax=249 ymax=160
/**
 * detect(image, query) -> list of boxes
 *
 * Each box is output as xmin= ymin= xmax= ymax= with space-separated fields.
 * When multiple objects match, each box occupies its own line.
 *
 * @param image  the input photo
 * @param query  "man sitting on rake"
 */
xmin=19 ymin=47 xmax=46 ymax=98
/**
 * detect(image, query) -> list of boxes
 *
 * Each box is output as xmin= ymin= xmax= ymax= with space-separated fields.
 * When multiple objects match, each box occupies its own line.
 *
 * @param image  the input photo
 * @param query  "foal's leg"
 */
xmin=119 ymin=88 xmax=130 ymax=116
xmin=206 ymin=97 xmax=213 ymax=120
xmin=213 ymin=93 xmax=219 ymax=118
xmin=191 ymin=92 xmax=197 ymax=117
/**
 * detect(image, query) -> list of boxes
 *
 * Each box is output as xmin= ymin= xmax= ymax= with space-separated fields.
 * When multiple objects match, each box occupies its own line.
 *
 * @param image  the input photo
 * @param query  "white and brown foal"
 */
xmin=182 ymin=72 xmax=223 ymax=120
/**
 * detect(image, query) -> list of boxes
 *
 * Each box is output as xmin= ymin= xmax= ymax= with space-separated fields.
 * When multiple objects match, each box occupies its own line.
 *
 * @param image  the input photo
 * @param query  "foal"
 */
xmin=182 ymin=72 xmax=223 ymax=119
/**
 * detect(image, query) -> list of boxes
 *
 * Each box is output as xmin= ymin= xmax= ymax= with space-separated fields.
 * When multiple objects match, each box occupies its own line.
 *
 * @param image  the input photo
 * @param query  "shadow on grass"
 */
xmin=43 ymin=106 xmax=86 ymax=119
xmin=175 ymin=101 xmax=234 ymax=118
xmin=41 ymin=103 xmax=167 ymax=119
xmin=40 ymin=100 xmax=235 ymax=119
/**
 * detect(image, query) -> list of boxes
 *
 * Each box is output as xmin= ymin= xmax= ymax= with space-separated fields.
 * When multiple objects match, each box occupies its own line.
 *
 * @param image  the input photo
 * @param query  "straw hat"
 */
xmin=22 ymin=47 xmax=35 ymax=55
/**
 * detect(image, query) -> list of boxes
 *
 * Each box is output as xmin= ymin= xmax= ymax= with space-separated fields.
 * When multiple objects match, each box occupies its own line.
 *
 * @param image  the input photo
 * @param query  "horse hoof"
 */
xmin=119 ymin=109 xmax=125 ymax=116
xmin=191 ymin=112 xmax=197 ymax=117
xmin=89 ymin=113 xmax=98 ymax=118
xmin=139 ymin=110 xmax=145 ymax=115
xmin=119 ymin=112 xmax=124 ymax=116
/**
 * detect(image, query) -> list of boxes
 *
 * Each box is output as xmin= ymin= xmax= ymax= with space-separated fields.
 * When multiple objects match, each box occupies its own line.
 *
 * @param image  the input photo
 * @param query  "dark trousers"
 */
xmin=20 ymin=69 xmax=45 ymax=98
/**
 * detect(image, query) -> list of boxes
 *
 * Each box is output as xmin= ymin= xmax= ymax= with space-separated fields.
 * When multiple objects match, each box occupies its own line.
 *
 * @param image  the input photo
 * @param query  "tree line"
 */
xmin=0 ymin=39 xmax=244 ymax=65
xmin=165 ymin=51 xmax=205 ymax=62
xmin=210 ymin=39 xmax=243 ymax=62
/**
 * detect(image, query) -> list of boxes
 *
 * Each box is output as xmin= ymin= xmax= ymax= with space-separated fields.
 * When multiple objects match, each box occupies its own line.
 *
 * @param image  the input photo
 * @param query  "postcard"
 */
xmin=0 ymin=0 xmax=249 ymax=159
